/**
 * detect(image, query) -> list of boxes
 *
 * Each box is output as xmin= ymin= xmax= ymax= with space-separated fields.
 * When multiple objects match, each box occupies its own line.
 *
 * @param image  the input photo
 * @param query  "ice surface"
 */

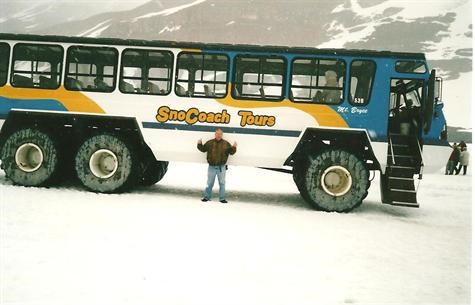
xmin=0 ymin=162 xmax=471 ymax=305
xmin=158 ymin=25 xmax=182 ymax=35
xmin=78 ymin=19 xmax=112 ymax=37
xmin=133 ymin=0 xmax=207 ymax=22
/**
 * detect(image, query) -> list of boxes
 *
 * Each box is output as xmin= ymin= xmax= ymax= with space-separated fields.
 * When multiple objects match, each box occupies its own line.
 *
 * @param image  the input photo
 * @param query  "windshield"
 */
xmin=389 ymin=79 xmax=423 ymax=112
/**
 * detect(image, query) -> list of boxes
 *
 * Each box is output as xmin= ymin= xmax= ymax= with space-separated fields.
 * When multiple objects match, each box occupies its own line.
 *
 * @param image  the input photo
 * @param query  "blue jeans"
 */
xmin=203 ymin=165 xmax=226 ymax=201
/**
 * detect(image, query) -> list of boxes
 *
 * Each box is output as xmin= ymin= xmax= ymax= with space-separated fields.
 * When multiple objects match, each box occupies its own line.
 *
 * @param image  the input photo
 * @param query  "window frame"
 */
xmin=119 ymin=48 xmax=174 ymax=96
xmin=65 ymin=45 xmax=119 ymax=93
xmin=289 ymin=56 xmax=346 ymax=105
xmin=0 ymin=42 xmax=10 ymax=87
xmin=348 ymin=59 xmax=377 ymax=107
xmin=10 ymin=42 xmax=64 ymax=90
xmin=395 ymin=60 xmax=427 ymax=74
xmin=389 ymin=77 xmax=425 ymax=113
xmin=174 ymin=51 xmax=230 ymax=99
xmin=231 ymin=54 xmax=287 ymax=102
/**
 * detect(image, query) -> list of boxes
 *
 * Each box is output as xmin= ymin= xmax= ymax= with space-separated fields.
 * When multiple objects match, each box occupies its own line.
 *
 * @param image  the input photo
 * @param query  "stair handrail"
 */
xmin=416 ymin=138 xmax=425 ymax=180
xmin=416 ymin=139 xmax=424 ymax=166
xmin=389 ymin=136 xmax=396 ymax=165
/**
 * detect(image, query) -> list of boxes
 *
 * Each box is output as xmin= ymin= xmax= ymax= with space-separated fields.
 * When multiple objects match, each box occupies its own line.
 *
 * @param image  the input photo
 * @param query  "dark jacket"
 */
xmin=198 ymin=139 xmax=236 ymax=166
xmin=449 ymin=147 xmax=461 ymax=162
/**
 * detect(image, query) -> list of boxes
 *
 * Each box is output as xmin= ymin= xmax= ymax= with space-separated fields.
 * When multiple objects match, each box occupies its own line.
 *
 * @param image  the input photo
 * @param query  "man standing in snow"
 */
xmin=197 ymin=128 xmax=237 ymax=203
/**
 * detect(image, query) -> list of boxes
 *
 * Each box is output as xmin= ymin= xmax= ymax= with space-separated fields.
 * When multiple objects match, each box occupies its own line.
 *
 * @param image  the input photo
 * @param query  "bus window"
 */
xmin=349 ymin=60 xmax=376 ymax=106
xmin=11 ymin=43 xmax=63 ymax=89
xmin=175 ymin=52 xmax=228 ymax=98
xmin=395 ymin=61 xmax=427 ymax=74
xmin=65 ymin=46 xmax=118 ymax=93
xmin=120 ymin=49 xmax=173 ymax=95
xmin=0 ymin=43 xmax=9 ymax=87
xmin=290 ymin=58 xmax=345 ymax=104
xmin=233 ymin=55 xmax=286 ymax=101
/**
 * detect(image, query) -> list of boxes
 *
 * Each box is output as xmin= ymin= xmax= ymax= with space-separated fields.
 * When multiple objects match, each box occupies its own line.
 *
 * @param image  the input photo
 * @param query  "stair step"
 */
xmin=389 ymin=201 xmax=420 ymax=208
xmin=388 ymin=177 xmax=415 ymax=190
xmin=389 ymin=133 xmax=412 ymax=138
xmin=388 ymin=153 xmax=415 ymax=159
xmin=388 ymin=188 xmax=417 ymax=203
xmin=391 ymin=145 xmax=412 ymax=155
xmin=389 ymin=134 xmax=412 ymax=145
xmin=390 ymin=155 xmax=417 ymax=166
xmin=389 ymin=166 xmax=415 ymax=178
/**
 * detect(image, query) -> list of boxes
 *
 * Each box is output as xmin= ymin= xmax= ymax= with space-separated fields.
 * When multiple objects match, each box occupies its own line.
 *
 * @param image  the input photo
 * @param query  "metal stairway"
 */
xmin=381 ymin=134 xmax=423 ymax=208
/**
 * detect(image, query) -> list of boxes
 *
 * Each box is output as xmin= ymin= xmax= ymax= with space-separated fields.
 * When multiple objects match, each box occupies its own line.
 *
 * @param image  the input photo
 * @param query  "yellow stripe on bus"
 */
xmin=217 ymin=87 xmax=348 ymax=128
xmin=0 ymin=86 xmax=105 ymax=113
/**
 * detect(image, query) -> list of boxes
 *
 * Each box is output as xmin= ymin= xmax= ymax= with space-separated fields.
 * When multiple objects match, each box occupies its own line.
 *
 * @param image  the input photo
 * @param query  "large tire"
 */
xmin=296 ymin=149 xmax=369 ymax=212
xmin=293 ymin=159 xmax=312 ymax=202
xmin=74 ymin=133 xmax=139 ymax=193
xmin=0 ymin=128 xmax=60 ymax=186
xmin=140 ymin=160 xmax=169 ymax=186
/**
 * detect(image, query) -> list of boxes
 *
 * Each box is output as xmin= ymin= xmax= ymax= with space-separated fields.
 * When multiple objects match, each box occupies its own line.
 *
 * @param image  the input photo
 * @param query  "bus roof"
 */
xmin=0 ymin=33 xmax=426 ymax=60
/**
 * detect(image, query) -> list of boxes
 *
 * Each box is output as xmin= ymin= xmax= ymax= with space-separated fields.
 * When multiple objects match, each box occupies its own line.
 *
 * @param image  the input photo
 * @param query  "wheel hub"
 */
xmin=320 ymin=165 xmax=352 ymax=197
xmin=89 ymin=149 xmax=119 ymax=179
xmin=15 ymin=143 xmax=44 ymax=172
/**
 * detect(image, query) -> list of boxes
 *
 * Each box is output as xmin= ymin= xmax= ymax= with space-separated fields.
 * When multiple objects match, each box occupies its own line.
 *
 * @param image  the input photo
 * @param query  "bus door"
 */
xmin=381 ymin=77 xmax=427 ymax=207
xmin=386 ymin=78 xmax=425 ymax=183
xmin=388 ymin=78 xmax=424 ymax=136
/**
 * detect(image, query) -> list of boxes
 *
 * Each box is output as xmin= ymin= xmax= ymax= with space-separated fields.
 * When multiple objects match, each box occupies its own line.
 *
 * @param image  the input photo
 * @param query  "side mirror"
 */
xmin=424 ymin=70 xmax=436 ymax=134
xmin=434 ymin=77 xmax=443 ymax=103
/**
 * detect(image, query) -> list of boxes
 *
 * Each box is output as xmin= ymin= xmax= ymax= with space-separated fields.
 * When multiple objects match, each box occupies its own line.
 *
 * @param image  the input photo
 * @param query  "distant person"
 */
xmin=197 ymin=128 xmax=237 ymax=203
xmin=94 ymin=77 xmax=109 ymax=91
xmin=399 ymin=99 xmax=420 ymax=135
xmin=313 ymin=70 xmax=340 ymax=104
xmin=446 ymin=143 xmax=460 ymax=175
xmin=456 ymin=147 xmax=470 ymax=175
xmin=459 ymin=141 xmax=467 ymax=150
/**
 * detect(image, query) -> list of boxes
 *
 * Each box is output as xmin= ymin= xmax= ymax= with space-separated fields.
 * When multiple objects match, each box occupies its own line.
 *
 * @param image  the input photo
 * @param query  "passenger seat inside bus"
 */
xmin=94 ymin=78 xmax=110 ymax=91
xmin=204 ymin=85 xmax=214 ymax=97
xmin=121 ymin=81 xmax=135 ymax=93
xmin=12 ymin=74 xmax=34 ymax=87
xmin=148 ymin=82 xmax=160 ymax=94
xmin=176 ymin=84 xmax=186 ymax=96
xmin=39 ymin=76 xmax=56 ymax=89
xmin=65 ymin=77 xmax=84 ymax=90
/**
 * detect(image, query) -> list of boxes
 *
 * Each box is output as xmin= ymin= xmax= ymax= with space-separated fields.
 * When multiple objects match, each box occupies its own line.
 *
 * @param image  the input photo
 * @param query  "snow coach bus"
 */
xmin=0 ymin=33 xmax=451 ymax=212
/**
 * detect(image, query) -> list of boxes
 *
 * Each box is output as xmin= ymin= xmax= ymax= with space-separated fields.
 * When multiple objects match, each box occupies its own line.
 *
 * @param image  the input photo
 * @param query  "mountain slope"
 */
xmin=0 ymin=0 xmax=149 ymax=33
xmin=28 ymin=0 xmax=471 ymax=81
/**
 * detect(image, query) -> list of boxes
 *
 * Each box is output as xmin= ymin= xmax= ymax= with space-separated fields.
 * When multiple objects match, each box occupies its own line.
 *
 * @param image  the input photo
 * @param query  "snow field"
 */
xmin=0 ymin=162 xmax=471 ymax=305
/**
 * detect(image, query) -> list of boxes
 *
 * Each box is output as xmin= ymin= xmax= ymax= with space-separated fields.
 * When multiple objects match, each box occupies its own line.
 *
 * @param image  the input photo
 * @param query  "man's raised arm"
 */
xmin=197 ymin=139 xmax=207 ymax=152
xmin=228 ymin=141 xmax=237 ymax=155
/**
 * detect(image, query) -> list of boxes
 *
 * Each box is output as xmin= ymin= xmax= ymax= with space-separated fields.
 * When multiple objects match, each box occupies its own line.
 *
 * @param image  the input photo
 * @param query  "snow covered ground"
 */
xmin=0 ymin=162 xmax=471 ymax=305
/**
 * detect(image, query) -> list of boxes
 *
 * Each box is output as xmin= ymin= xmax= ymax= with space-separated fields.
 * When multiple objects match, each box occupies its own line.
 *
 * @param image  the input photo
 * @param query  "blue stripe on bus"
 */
xmin=0 ymin=96 xmax=68 ymax=117
xmin=142 ymin=122 xmax=301 ymax=137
